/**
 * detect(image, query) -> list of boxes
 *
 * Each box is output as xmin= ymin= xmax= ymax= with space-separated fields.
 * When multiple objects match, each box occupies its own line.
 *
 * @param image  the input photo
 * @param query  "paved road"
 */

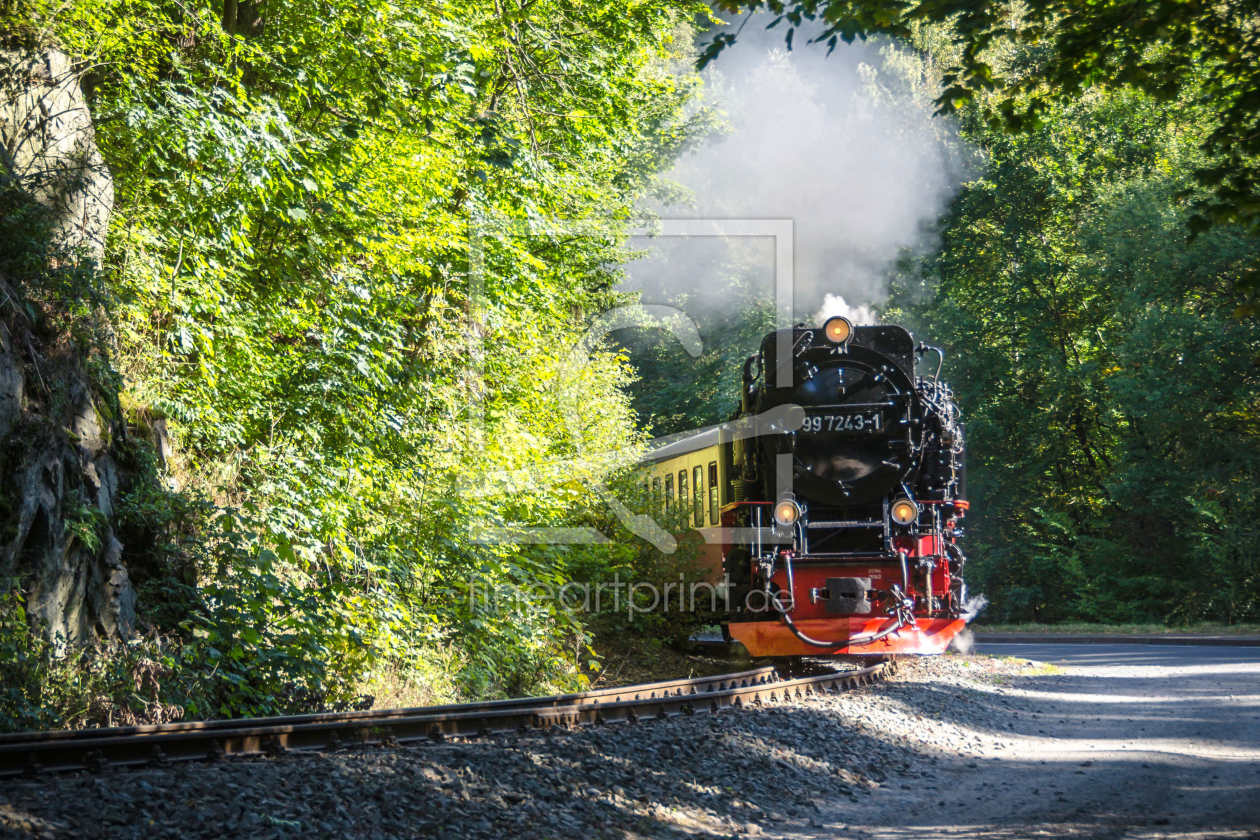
xmin=976 ymin=640 xmax=1260 ymax=667
xmin=828 ymin=643 xmax=1260 ymax=839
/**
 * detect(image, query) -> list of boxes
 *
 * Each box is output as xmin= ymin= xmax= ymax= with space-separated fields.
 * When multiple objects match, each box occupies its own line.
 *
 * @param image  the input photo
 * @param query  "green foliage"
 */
xmin=887 ymin=79 xmax=1260 ymax=624
xmin=1 ymin=0 xmax=719 ymax=724
xmin=10 ymin=0 xmax=1251 ymax=732
xmin=0 ymin=589 xmax=198 ymax=731
xmin=620 ymin=289 xmax=775 ymax=436
xmin=709 ymin=0 xmax=1260 ymax=303
xmin=0 ymin=500 xmax=376 ymax=731
xmin=62 ymin=499 xmax=106 ymax=553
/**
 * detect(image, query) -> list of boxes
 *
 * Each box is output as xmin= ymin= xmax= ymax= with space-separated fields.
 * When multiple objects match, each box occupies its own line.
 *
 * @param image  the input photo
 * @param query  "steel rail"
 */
xmin=0 ymin=661 xmax=895 ymax=777
xmin=0 ymin=666 xmax=779 ymax=775
xmin=0 ymin=666 xmax=779 ymax=748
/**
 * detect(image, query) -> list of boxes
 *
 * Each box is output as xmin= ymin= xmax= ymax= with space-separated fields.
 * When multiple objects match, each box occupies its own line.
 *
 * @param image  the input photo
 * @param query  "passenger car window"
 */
xmin=693 ymin=465 xmax=703 ymax=526
xmin=708 ymin=461 xmax=719 ymax=525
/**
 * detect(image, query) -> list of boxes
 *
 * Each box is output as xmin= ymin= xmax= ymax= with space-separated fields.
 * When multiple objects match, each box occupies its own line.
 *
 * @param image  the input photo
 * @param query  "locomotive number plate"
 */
xmin=801 ymin=412 xmax=883 ymax=433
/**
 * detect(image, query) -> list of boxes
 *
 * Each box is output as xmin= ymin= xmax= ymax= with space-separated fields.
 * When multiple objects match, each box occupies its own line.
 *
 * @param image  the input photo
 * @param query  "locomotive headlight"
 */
xmin=773 ymin=499 xmax=802 ymax=527
xmin=823 ymin=316 xmax=853 ymax=345
xmin=890 ymin=498 xmax=919 ymax=526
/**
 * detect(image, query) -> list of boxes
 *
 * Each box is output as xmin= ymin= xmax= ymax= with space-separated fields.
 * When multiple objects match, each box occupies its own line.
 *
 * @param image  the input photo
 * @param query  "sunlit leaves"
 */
xmin=20 ymin=0 xmax=712 ymax=704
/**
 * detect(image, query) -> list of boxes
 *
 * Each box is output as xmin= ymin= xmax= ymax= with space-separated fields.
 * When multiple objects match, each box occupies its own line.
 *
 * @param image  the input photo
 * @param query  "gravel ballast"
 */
xmin=2 ymin=652 xmax=1257 ymax=839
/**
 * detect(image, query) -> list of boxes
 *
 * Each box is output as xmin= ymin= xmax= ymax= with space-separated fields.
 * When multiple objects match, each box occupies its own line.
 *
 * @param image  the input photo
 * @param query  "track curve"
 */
xmin=0 ymin=660 xmax=897 ymax=776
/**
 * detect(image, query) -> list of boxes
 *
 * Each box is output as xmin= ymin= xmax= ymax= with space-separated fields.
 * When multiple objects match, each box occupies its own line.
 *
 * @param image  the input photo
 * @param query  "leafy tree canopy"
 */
xmin=886 ymin=63 xmax=1260 ymax=625
xmin=0 ymin=0 xmax=720 ymax=724
xmin=704 ymin=1 xmax=1260 ymax=262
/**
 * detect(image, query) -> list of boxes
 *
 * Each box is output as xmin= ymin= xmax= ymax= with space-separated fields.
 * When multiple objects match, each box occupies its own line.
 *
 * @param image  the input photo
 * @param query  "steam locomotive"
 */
xmin=645 ymin=317 xmax=968 ymax=658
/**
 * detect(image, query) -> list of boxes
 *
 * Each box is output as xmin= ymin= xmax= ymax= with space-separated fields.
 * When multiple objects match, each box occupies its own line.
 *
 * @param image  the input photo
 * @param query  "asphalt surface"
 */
xmin=822 ymin=642 xmax=1260 ymax=839
xmin=975 ymin=633 xmax=1260 ymax=647
xmin=975 ymin=641 xmax=1260 ymax=667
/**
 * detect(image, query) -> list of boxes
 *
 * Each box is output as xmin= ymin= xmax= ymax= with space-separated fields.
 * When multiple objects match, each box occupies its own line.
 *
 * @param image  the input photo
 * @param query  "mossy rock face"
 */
xmin=0 ymin=49 xmax=113 ymax=268
xmin=9 ymin=378 xmax=136 ymax=648
xmin=0 ymin=47 xmax=136 ymax=649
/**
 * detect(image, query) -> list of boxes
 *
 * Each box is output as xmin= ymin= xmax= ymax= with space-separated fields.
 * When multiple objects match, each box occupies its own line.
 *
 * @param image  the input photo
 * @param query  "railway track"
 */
xmin=0 ymin=659 xmax=897 ymax=777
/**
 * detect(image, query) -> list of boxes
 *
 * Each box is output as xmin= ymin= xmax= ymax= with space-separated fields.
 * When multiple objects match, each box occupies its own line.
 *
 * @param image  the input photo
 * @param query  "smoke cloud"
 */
xmin=812 ymin=293 xmax=876 ymax=327
xmin=949 ymin=628 xmax=975 ymax=655
xmin=948 ymin=593 xmax=989 ymax=653
xmin=961 ymin=593 xmax=990 ymax=623
xmin=622 ymin=18 xmax=969 ymax=320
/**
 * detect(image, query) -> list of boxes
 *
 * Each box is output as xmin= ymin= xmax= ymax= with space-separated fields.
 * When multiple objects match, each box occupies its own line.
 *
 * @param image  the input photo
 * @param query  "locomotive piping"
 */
xmin=917 ymin=343 xmax=945 ymax=386
xmin=944 ymin=541 xmax=967 ymax=583
xmin=776 ymin=605 xmax=908 ymax=649
xmin=773 ymin=549 xmax=909 ymax=648
xmin=944 ymin=540 xmax=967 ymax=565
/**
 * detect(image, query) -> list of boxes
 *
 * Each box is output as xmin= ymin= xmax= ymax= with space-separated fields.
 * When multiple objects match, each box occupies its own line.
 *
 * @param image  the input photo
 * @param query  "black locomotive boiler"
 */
xmin=644 ymin=317 xmax=969 ymax=657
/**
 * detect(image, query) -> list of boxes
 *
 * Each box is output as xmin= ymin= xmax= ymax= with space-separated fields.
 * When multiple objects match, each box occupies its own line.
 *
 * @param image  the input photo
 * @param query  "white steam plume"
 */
xmin=948 ymin=593 xmax=990 ymax=654
xmin=813 ymin=294 xmax=877 ymax=327
xmin=961 ymin=593 xmax=990 ymax=623
xmin=950 ymin=629 xmax=975 ymax=655
xmin=622 ymin=19 xmax=971 ymax=319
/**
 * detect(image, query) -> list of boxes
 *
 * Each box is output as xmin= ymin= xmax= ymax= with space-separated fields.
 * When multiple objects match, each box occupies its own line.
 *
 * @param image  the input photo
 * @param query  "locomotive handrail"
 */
xmin=915 ymin=342 xmax=945 ymax=385
xmin=802 ymin=401 xmax=898 ymax=409
xmin=805 ymin=520 xmax=883 ymax=529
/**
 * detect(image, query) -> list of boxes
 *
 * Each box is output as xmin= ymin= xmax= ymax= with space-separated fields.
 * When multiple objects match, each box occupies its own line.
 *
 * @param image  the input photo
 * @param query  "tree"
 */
xmin=0 ymin=0 xmax=716 ymax=725
xmin=885 ymin=84 xmax=1260 ymax=624
xmin=705 ymin=0 xmax=1260 ymax=301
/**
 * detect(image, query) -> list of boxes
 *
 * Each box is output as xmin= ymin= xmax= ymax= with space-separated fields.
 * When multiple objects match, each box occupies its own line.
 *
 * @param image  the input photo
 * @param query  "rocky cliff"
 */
xmin=0 ymin=47 xmax=136 ymax=649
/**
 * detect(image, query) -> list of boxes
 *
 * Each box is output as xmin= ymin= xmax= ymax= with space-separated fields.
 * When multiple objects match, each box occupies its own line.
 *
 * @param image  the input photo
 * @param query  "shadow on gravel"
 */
xmin=825 ymin=655 xmax=1260 ymax=840
xmin=2 ymin=657 xmax=1259 ymax=839
xmin=888 ymin=657 xmax=1260 ymax=751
